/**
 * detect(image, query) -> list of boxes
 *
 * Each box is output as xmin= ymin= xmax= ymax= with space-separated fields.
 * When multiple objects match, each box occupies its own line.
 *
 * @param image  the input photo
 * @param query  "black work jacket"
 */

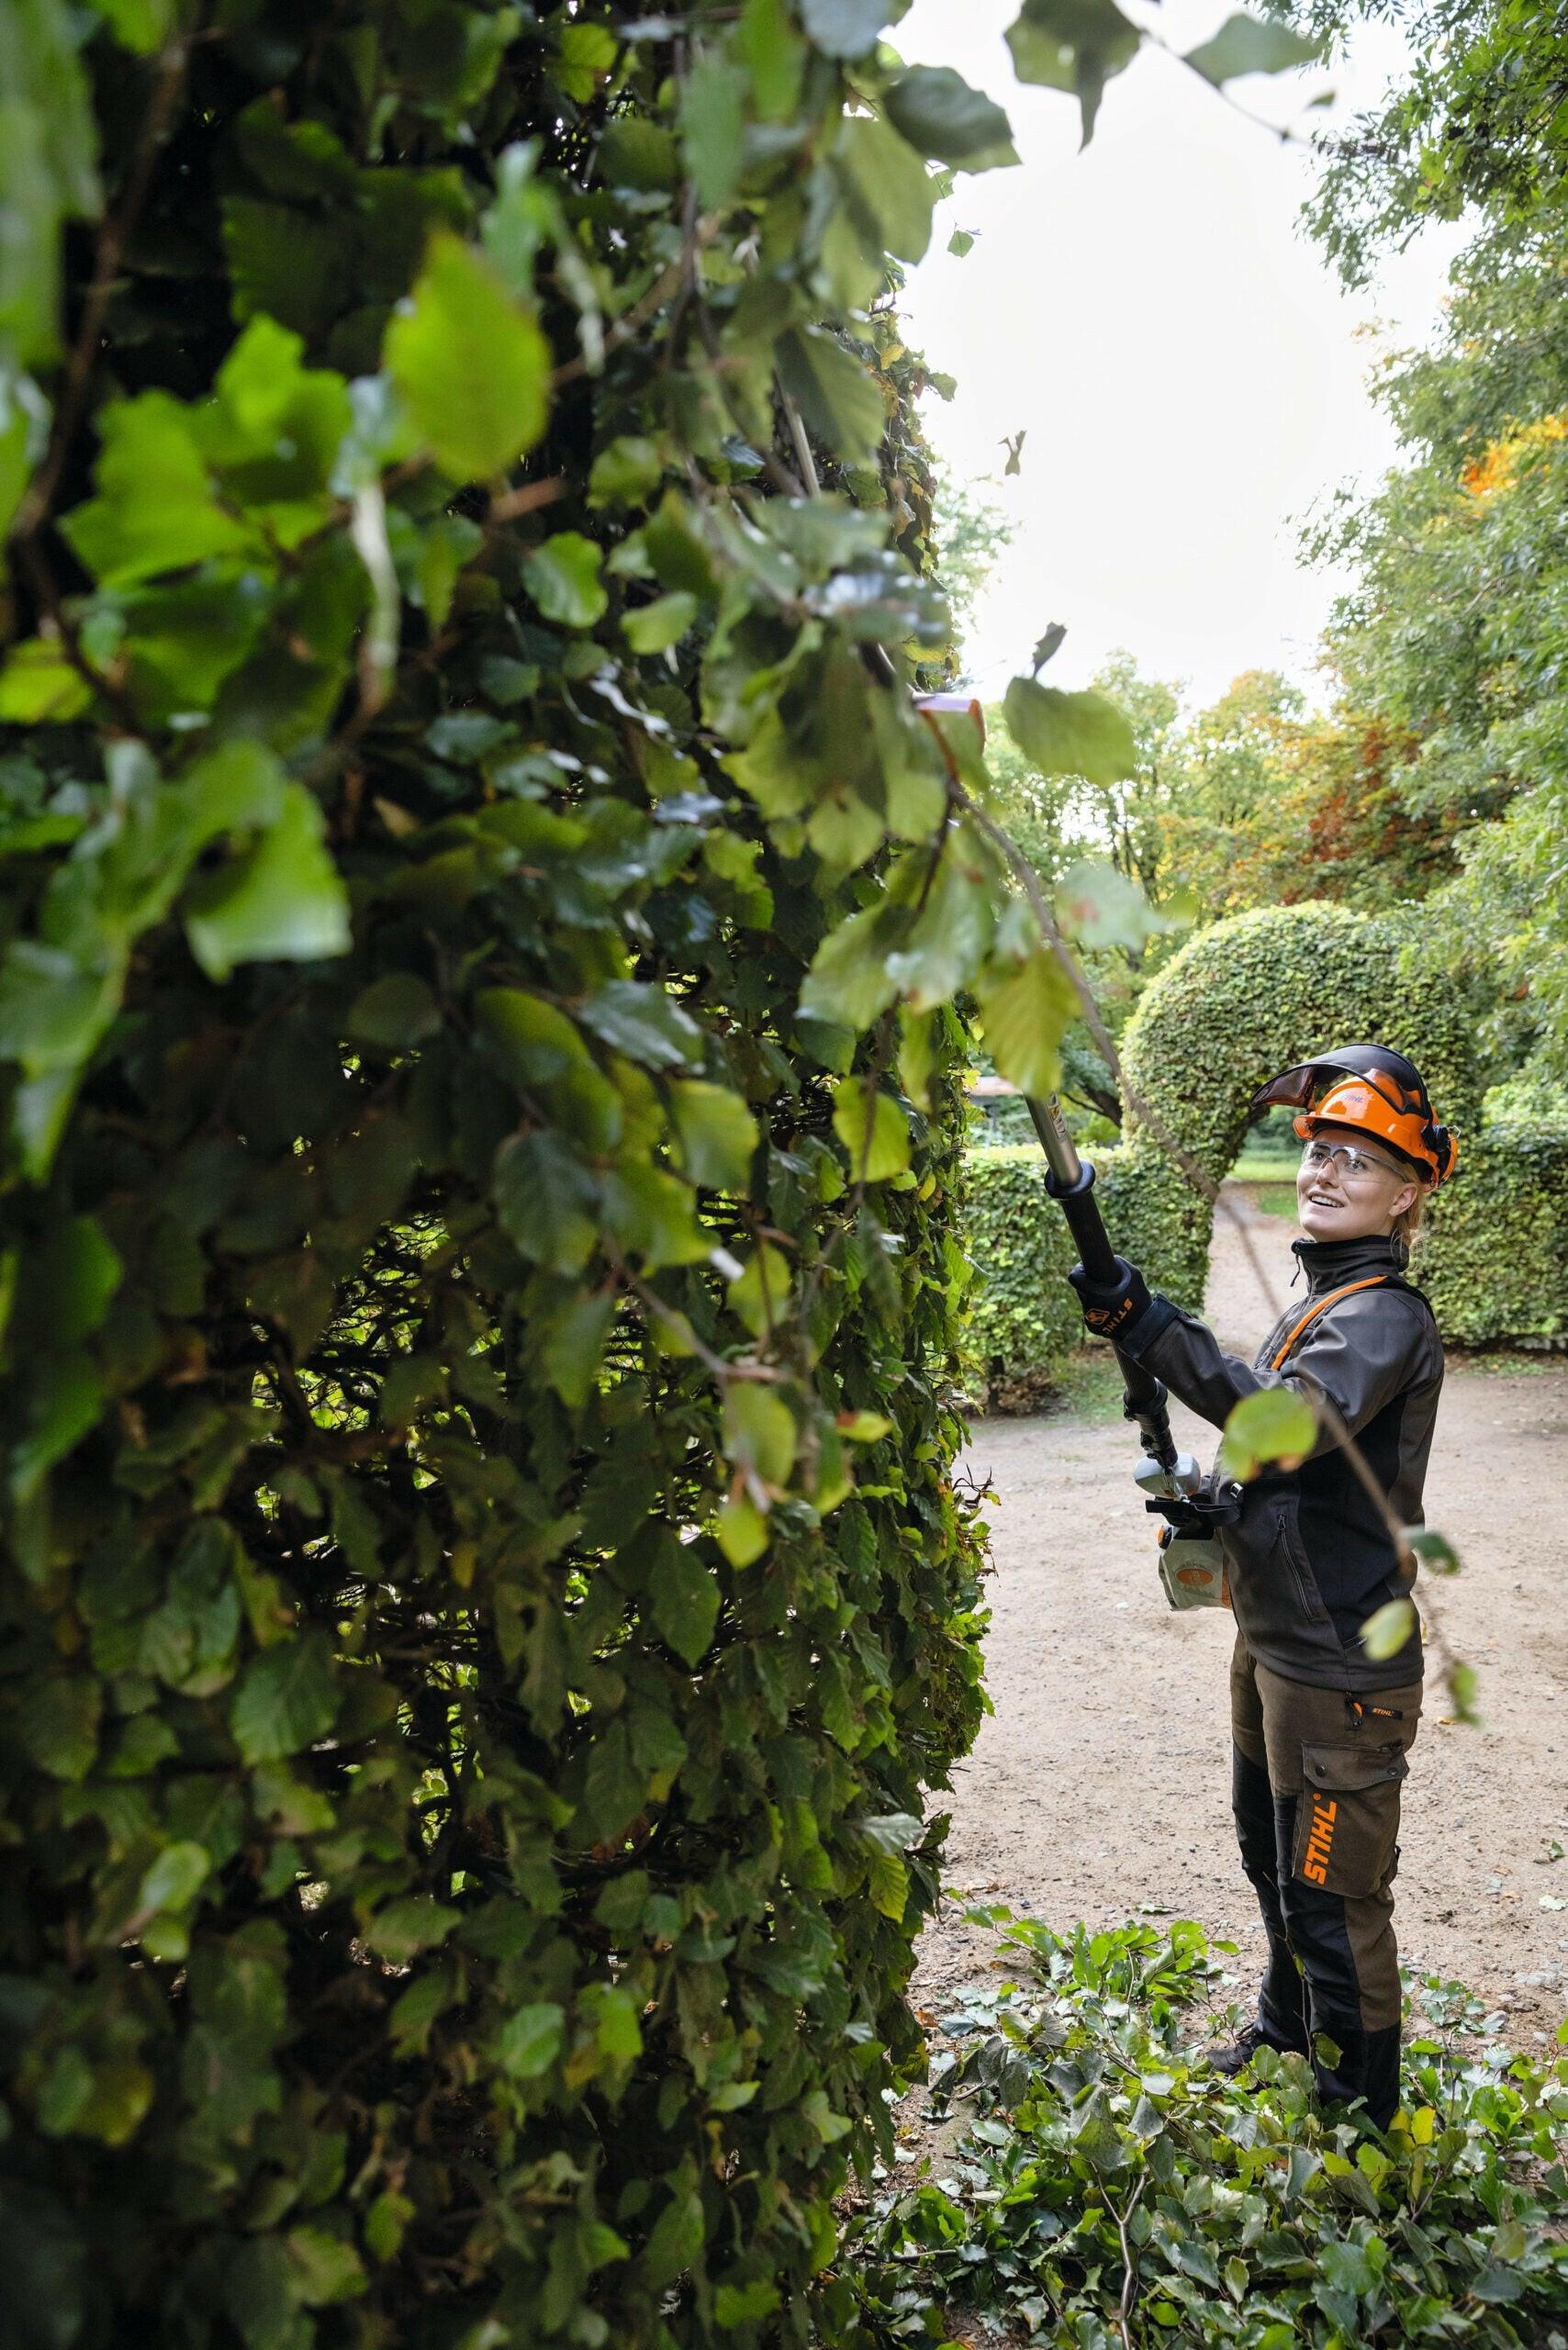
xmin=1119 ymin=1235 xmax=1444 ymax=1691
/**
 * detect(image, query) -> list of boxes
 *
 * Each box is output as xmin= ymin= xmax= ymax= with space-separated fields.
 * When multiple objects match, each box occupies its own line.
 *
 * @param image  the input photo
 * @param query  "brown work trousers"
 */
xmin=1229 ymin=1633 xmax=1422 ymax=2128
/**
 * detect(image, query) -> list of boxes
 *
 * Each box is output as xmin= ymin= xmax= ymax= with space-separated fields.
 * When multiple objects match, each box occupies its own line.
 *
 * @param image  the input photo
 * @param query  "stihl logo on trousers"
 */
xmin=1303 ymin=1793 xmax=1338 ymax=1885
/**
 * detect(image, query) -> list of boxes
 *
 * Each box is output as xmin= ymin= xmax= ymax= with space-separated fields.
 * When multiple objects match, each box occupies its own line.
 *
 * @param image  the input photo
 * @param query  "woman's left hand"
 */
xmin=1067 ymin=1254 xmax=1152 ymax=1341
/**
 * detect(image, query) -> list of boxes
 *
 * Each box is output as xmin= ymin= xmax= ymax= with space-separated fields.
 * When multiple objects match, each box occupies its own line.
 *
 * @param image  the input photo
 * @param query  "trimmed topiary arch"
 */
xmin=1095 ymin=903 xmax=1568 ymax=1348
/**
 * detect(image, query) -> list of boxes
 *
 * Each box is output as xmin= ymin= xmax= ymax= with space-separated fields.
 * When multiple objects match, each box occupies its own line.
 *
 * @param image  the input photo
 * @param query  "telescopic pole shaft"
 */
xmin=1025 ymin=1094 xmax=1121 ymax=1285
xmin=1025 ymin=1091 xmax=1180 ymax=1472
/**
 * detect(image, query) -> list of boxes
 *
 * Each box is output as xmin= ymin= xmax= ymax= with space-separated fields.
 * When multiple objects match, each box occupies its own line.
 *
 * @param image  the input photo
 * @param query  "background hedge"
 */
xmin=961 ymin=1149 xmax=1079 ymax=1412
xmin=1418 ymin=1116 xmax=1568 ymax=1348
xmin=0 ymin=7 xmax=1022 ymax=2346
xmin=965 ymin=902 xmax=1568 ymax=1404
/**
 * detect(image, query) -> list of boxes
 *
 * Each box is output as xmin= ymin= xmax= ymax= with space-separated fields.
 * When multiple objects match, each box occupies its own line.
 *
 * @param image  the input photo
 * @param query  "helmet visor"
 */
xmin=1249 ymin=1060 xmax=1340 ymax=1118
xmin=1250 ymin=1056 xmax=1417 ymax=1123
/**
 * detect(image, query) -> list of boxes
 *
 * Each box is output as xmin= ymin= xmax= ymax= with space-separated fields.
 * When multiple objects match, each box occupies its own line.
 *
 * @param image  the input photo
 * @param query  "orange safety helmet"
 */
xmin=1250 ymin=1045 xmax=1458 ymax=1188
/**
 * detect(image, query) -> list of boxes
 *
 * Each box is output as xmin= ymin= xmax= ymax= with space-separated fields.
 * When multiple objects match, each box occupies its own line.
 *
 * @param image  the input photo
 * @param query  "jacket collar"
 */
xmin=1292 ymin=1232 xmax=1407 ymax=1295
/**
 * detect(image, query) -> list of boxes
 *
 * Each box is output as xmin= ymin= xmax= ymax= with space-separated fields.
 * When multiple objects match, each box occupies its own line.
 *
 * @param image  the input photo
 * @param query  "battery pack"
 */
xmin=1157 ymin=1528 xmax=1230 ymax=1610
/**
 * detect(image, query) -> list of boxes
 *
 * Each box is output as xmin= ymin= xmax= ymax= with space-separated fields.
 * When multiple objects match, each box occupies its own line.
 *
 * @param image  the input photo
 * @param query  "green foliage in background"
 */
xmin=1305 ymin=210 xmax=1568 ymax=1080
xmin=1419 ymin=1116 xmax=1568 ymax=1349
xmin=850 ymin=1912 xmax=1568 ymax=2346
xmin=1114 ymin=899 xmax=1568 ymax=1351
xmin=964 ymin=1140 xmax=1205 ymax=1409
xmin=1299 ymin=0 xmax=1568 ymax=1087
xmin=1115 ymin=901 xmax=1484 ymax=1298
xmin=961 ymin=1148 xmax=1080 ymax=1410
xmin=972 ymin=652 xmax=1473 ymax=1143
xmin=1302 ymin=0 xmax=1568 ymax=282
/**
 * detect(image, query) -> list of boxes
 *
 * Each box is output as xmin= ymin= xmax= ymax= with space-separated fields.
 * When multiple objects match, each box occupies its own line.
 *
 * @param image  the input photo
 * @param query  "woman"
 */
xmin=1068 ymin=1046 xmax=1458 ymax=2131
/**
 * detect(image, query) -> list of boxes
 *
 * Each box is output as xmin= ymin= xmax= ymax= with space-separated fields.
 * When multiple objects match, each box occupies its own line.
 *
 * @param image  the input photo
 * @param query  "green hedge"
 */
xmin=1418 ymin=1119 xmax=1568 ymax=1346
xmin=0 ymin=11 xmax=996 ymax=2349
xmin=964 ymin=1141 xmax=1203 ymax=1407
xmin=965 ymin=907 xmax=1568 ymax=1402
xmin=1121 ymin=901 xmax=1485 ymax=1169
xmin=962 ymin=1150 xmax=1079 ymax=1410
xmin=1113 ymin=901 xmax=1487 ymax=1309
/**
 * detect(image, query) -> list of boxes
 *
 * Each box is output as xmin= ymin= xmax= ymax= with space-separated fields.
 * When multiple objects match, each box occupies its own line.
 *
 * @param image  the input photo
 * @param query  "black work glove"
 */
xmin=1067 ymin=1255 xmax=1152 ymax=1343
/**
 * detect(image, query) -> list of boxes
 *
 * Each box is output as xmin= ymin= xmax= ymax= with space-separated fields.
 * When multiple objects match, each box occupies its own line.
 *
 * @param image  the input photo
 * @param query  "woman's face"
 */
xmin=1295 ymin=1125 xmax=1420 ymax=1243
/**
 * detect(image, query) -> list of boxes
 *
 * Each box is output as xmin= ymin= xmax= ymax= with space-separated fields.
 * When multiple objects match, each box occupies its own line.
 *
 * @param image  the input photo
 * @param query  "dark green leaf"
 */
xmin=498 ymin=2002 xmax=566 ymax=2079
xmin=16 ymin=1675 xmax=101 ymax=1782
xmin=1005 ymin=0 xmax=1141 ymax=142
xmin=12 ymin=1349 xmax=104 ymax=1497
xmin=598 ymin=118 xmax=679 ymax=194
xmin=775 ymin=328 xmax=888 ymax=465
xmin=522 ymin=532 xmax=609 ymax=629
xmin=366 ymin=1897 xmax=462 ymax=1964
xmin=494 ymin=1133 xmax=599 ymax=1273
xmin=834 ymin=116 xmax=936 ymax=266
xmin=578 ymin=980 xmax=703 ymax=1069
xmin=639 ymin=2177 xmax=705 ymax=2289
xmin=137 ymin=1841 xmax=210 ymax=1917
xmin=1184 ymin=13 xmax=1325 ymax=84
xmin=650 ymin=1545 xmax=722 ymax=1666
xmin=714 ymin=2280 xmax=781 ymax=2328
xmin=542 ymin=1290 xmax=617 ymax=1407
xmin=348 ymin=974 xmax=442 ymax=1050
xmin=678 ymin=50 xmax=748 ymax=210
xmin=832 ymin=1080 xmax=912 ymax=1182
xmin=1406 ymin=1525 xmax=1461 ymax=1574
xmin=36 ymin=1214 xmax=123 ymax=1342
xmin=230 ymin=1632 xmax=339 ymax=1764
xmin=476 ymin=988 xmax=592 ymax=1083
xmin=884 ymin=67 xmax=1018 ymax=170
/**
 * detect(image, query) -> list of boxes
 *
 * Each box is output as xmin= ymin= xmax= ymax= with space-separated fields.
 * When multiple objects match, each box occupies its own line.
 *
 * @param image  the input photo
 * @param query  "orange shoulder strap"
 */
xmin=1269 ymin=1276 xmax=1392 ymax=1372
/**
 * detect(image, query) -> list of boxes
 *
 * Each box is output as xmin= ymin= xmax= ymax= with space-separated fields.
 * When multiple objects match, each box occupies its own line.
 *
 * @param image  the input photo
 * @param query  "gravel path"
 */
xmin=915 ymin=1182 xmax=1568 ymax=2046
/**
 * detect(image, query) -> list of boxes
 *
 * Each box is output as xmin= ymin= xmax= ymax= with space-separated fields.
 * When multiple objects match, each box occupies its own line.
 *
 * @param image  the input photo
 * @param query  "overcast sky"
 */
xmin=895 ymin=0 xmax=1465 ymax=711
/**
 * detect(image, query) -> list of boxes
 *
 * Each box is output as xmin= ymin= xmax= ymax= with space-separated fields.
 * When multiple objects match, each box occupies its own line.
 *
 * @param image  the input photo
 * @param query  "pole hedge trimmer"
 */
xmin=908 ymin=696 xmax=1237 ymax=1606
xmin=1025 ymin=1092 xmax=1238 ymax=1608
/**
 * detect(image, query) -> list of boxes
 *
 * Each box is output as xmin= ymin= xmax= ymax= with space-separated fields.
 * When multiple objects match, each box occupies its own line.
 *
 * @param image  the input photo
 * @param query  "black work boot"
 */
xmin=1307 ymin=2016 xmax=1403 ymax=2132
xmin=1204 ymin=2019 xmax=1308 ymax=2077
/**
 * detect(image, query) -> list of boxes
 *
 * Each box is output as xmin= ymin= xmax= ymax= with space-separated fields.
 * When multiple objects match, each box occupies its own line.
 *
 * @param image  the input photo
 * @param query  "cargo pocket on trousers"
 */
xmin=1292 ymin=1740 xmax=1408 ymax=1897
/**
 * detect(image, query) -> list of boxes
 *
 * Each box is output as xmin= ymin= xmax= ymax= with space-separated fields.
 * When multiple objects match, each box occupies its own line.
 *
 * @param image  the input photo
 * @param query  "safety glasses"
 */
xmin=1300 ymin=1138 xmax=1405 ymax=1184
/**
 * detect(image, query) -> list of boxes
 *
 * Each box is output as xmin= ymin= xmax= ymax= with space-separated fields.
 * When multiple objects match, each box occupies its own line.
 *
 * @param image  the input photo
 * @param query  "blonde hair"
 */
xmin=1393 ymin=1183 xmax=1428 ymax=1252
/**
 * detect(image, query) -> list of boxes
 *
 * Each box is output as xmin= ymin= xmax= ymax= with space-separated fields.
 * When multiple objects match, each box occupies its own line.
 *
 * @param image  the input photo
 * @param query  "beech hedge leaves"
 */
xmin=0 ymin=3 xmax=1338 ymax=2346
